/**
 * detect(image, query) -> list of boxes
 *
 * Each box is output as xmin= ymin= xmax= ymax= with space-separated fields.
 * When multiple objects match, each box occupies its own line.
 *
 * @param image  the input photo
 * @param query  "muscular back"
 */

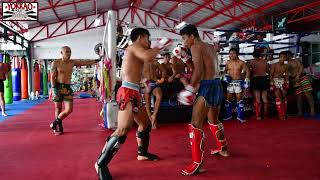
xmin=121 ymin=45 xmax=145 ymax=84
xmin=250 ymin=59 xmax=268 ymax=76
xmin=226 ymin=59 xmax=245 ymax=80
xmin=193 ymin=41 xmax=219 ymax=81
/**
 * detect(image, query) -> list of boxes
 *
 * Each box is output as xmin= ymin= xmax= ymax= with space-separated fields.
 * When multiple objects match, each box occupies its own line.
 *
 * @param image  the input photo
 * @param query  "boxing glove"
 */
xmin=172 ymin=46 xmax=182 ymax=59
xmin=243 ymin=78 xmax=250 ymax=89
xmin=172 ymin=46 xmax=191 ymax=63
xmin=152 ymin=37 xmax=173 ymax=50
xmin=222 ymin=74 xmax=232 ymax=84
xmin=178 ymin=85 xmax=196 ymax=106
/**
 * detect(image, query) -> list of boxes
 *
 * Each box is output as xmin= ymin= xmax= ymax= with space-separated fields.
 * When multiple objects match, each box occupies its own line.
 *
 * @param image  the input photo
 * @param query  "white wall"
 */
xmin=31 ymin=26 xmax=105 ymax=59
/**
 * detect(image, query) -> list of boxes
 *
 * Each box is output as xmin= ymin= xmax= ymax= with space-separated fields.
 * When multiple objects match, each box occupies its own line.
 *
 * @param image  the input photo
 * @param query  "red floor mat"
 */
xmin=0 ymin=99 xmax=319 ymax=180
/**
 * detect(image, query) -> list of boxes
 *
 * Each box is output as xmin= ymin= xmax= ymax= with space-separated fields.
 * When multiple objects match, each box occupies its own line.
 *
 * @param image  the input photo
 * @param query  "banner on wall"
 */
xmin=2 ymin=2 xmax=38 ymax=21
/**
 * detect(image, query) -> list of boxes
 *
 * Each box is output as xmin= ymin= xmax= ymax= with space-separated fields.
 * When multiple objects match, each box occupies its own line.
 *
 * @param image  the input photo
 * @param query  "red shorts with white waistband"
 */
xmin=116 ymin=86 xmax=142 ymax=113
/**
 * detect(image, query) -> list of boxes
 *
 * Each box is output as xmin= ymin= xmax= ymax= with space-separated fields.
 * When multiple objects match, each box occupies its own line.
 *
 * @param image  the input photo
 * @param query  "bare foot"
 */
xmin=219 ymin=150 xmax=230 ymax=157
xmin=2 ymin=112 xmax=7 ymax=117
xmin=137 ymin=153 xmax=158 ymax=161
xmin=211 ymin=150 xmax=230 ymax=157
xmin=54 ymin=131 xmax=64 ymax=136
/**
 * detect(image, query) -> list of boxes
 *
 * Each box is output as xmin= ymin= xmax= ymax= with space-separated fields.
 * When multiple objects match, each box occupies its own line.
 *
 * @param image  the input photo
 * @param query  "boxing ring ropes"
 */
xmin=97 ymin=11 xmax=318 ymax=128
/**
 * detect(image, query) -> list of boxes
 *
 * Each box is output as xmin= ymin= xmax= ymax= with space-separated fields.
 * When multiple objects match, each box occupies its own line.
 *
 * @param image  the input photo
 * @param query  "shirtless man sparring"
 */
xmin=249 ymin=49 xmax=270 ymax=120
xmin=270 ymin=51 xmax=289 ymax=120
xmin=224 ymin=48 xmax=250 ymax=122
xmin=95 ymin=28 xmax=172 ymax=180
xmin=50 ymin=46 xmax=100 ymax=135
xmin=143 ymin=60 xmax=163 ymax=129
xmin=287 ymin=51 xmax=315 ymax=116
xmin=170 ymin=45 xmax=193 ymax=86
xmin=177 ymin=24 xmax=229 ymax=176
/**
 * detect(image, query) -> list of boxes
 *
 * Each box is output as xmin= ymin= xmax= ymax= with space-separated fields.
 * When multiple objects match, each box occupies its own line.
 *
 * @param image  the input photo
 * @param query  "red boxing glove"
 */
xmin=178 ymin=85 xmax=196 ymax=106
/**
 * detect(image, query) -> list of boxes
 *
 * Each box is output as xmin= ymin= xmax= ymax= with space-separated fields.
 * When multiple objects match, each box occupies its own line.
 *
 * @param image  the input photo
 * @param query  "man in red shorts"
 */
xmin=95 ymin=28 xmax=172 ymax=180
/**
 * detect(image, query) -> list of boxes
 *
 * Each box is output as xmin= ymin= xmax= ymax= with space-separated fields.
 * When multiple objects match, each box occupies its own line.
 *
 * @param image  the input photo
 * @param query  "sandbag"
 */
xmin=12 ymin=68 xmax=21 ymax=101
xmin=103 ymin=101 xmax=118 ymax=129
xmin=4 ymin=54 xmax=13 ymax=104
xmin=33 ymin=62 xmax=40 ymax=93
xmin=20 ymin=57 xmax=28 ymax=99
xmin=42 ymin=71 xmax=48 ymax=96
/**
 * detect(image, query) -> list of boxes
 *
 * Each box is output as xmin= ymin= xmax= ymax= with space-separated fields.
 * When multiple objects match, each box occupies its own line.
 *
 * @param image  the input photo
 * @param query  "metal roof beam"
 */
xmin=182 ymin=0 xmax=212 ymax=21
xmin=163 ymin=1 xmax=182 ymax=17
xmin=39 ymin=0 xmax=91 ymax=11
xmin=72 ymin=0 xmax=80 ymax=17
xmin=195 ymin=0 xmax=247 ymax=26
xmin=47 ymin=0 xmax=61 ymax=21
xmin=212 ymin=0 xmax=286 ymax=29
xmin=149 ymin=0 xmax=161 ymax=11
xmin=112 ymin=0 xmax=117 ymax=9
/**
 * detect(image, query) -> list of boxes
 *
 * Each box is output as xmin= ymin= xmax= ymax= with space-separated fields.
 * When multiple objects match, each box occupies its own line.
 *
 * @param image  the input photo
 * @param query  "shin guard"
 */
xmin=50 ymin=118 xmax=62 ymax=133
xmin=208 ymin=122 xmax=228 ymax=156
xmin=97 ymin=136 xmax=127 ymax=180
xmin=136 ymin=125 xmax=158 ymax=161
xmin=223 ymin=100 xmax=233 ymax=120
xmin=181 ymin=124 xmax=204 ymax=175
xmin=254 ymin=101 xmax=261 ymax=119
xmin=276 ymin=98 xmax=285 ymax=120
xmin=237 ymin=100 xmax=245 ymax=122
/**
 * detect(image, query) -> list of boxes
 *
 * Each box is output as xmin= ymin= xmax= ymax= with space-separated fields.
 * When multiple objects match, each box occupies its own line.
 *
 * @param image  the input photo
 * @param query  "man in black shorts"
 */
xmin=249 ymin=50 xmax=270 ymax=120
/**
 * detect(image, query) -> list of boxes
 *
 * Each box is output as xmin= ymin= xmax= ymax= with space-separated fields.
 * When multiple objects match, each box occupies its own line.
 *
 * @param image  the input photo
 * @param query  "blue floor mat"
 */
xmin=0 ymin=99 xmax=46 ymax=122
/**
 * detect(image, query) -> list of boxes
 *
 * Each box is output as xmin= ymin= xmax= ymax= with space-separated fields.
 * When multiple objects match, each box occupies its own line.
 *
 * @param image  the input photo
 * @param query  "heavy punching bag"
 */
xmin=40 ymin=64 xmax=43 ymax=95
xmin=12 ymin=56 xmax=21 ymax=101
xmin=20 ymin=56 xmax=29 ymax=99
xmin=42 ymin=64 xmax=48 ymax=96
xmin=4 ymin=54 xmax=13 ymax=104
xmin=33 ymin=61 xmax=41 ymax=95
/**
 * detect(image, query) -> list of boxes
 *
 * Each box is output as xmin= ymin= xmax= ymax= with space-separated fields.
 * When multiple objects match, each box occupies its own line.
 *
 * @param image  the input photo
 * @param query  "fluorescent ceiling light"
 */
xmin=175 ymin=21 xmax=187 ymax=29
xmin=94 ymin=18 xmax=101 ymax=27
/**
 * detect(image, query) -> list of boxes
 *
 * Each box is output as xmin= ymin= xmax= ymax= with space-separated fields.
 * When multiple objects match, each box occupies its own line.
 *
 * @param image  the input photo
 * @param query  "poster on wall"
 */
xmin=2 ymin=2 xmax=38 ymax=21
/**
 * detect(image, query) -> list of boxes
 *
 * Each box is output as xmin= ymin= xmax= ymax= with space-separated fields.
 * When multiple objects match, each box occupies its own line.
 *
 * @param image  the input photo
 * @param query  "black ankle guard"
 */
xmin=51 ymin=118 xmax=62 ymax=131
xmin=97 ymin=135 xmax=127 ymax=166
xmin=136 ymin=125 xmax=151 ymax=156
xmin=98 ymin=165 xmax=112 ymax=180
